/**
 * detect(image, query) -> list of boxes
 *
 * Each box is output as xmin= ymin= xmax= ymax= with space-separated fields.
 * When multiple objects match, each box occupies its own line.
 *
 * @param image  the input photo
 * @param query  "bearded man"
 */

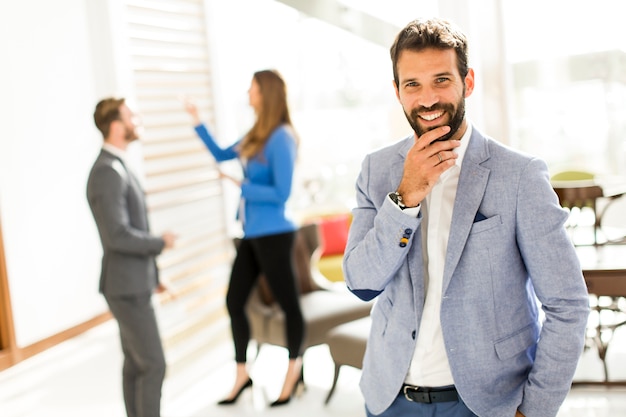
xmin=343 ymin=18 xmax=589 ymax=417
xmin=87 ymin=97 xmax=176 ymax=417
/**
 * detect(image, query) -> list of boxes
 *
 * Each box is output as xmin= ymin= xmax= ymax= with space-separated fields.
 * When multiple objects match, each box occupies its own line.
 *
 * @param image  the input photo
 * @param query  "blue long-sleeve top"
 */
xmin=194 ymin=123 xmax=298 ymax=238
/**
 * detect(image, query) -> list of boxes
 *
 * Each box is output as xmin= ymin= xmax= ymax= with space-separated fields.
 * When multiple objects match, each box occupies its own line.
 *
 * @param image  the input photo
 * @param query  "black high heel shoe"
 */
xmin=269 ymin=372 xmax=305 ymax=407
xmin=217 ymin=378 xmax=253 ymax=405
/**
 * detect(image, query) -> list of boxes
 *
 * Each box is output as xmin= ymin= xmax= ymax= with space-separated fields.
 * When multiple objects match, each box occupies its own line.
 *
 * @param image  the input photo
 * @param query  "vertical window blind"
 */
xmin=125 ymin=0 xmax=233 ymax=375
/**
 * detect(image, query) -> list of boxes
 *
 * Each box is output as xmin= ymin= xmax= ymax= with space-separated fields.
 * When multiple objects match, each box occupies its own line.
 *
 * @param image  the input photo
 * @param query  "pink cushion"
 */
xmin=319 ymin=215 xmax=350 ymax=256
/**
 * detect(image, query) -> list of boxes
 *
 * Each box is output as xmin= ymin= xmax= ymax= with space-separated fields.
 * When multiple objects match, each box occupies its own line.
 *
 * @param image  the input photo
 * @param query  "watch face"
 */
xmin=390 ymin=192 xmax=405 ymax=208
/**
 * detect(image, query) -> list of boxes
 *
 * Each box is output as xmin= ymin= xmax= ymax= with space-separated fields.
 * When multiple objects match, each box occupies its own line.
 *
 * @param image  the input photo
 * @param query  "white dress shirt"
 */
xmin=102 ymin=143 xmax=143 ymax=183
xmin=404 ymin=124 xmax=472 ymax=387
xmin=102 ymin=143 xmax=128 ymax=164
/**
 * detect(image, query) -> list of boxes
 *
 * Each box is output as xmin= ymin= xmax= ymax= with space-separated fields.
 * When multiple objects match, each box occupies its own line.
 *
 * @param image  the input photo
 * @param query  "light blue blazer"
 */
xmin=343 ymin=127 xmax=589 ymax=417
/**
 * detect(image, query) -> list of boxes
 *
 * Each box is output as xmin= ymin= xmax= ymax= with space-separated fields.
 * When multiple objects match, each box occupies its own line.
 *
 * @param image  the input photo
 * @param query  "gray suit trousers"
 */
xmin=105 ymin=293 xmax=166 ymax=417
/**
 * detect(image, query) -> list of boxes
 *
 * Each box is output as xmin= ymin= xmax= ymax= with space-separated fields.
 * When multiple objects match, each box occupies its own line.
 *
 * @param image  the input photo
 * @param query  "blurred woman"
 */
xmin=184 ymin=69 xmax=304 ymax=407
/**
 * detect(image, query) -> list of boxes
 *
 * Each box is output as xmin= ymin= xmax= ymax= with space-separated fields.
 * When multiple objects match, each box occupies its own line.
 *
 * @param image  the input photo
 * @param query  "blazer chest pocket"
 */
xmin=470 ymin=214 xmax=502 ymax=235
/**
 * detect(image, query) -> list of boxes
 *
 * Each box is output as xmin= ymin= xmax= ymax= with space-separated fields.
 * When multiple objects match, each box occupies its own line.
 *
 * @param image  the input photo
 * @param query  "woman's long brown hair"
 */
xmin=238 ymin=69 xmax=299 ymax=159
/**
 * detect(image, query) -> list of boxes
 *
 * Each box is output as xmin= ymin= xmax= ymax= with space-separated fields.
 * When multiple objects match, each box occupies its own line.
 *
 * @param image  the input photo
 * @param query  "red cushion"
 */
xmin=319 ymin=215 xmax=350 ymax=256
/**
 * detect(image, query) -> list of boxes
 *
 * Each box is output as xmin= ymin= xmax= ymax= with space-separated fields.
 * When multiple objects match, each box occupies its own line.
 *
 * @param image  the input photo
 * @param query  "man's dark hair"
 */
xmin=390 ymin=18 xmax=469 ymax=85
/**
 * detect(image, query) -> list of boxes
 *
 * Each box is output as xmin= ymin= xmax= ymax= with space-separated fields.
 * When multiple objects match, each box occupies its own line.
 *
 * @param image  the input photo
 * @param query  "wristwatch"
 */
xmin=389 ymin=191 xmax=406 ymax=209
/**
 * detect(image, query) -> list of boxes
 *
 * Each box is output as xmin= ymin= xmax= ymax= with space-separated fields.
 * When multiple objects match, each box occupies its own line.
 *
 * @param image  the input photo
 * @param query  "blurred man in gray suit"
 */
xmin=87 ymin=97 xmax=176 ymax=417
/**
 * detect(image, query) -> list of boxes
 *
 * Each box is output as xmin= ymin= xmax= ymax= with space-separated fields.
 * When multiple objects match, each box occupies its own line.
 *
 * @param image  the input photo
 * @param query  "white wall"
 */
xmin=0 ymin=0 xmax=120 ymax=346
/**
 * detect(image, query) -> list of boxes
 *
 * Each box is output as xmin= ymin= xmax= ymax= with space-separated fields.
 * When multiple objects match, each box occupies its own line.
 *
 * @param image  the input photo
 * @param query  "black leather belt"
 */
xmin=402 ymin=384 xmax=459 ymax=403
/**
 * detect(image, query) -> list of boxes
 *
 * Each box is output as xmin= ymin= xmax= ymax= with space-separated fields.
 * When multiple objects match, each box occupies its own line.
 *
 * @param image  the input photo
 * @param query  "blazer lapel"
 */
xmin=392 ymin=136 xmax=414 ymax=189
xmin=394 ymin=136 xmax=427 ymax=307
xmin=442 ymin=130 xmax=491 ymax=294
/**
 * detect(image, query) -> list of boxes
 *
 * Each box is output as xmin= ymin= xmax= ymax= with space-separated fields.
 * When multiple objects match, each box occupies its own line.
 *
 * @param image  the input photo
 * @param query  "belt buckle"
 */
xmin=403 ymin=385 xmax=430 ymax=403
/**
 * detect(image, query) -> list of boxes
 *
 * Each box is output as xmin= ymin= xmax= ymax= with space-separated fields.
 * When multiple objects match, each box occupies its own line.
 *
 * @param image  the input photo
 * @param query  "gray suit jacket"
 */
xmin=87 ymin=149 xmax=164 ymax=296
xmin=343 ymin=127 xmax=589 ymax=417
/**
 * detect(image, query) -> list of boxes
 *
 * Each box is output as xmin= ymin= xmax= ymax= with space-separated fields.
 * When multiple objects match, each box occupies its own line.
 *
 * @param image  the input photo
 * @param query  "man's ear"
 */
xmin=464 ymin=68 xmax=475 ymax=98
xmin=109 ymin=119 xmax=122 ymax=135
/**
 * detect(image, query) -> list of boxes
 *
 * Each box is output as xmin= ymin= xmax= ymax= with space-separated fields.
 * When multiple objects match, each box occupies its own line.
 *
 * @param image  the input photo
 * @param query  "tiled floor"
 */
xmin=1 ymin=317 xmax=625 ymax=417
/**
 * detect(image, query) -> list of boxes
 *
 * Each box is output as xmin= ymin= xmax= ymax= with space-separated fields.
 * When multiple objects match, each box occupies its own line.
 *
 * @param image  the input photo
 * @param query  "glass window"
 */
xmin=503 ymin=0 xmax=626 ymax=177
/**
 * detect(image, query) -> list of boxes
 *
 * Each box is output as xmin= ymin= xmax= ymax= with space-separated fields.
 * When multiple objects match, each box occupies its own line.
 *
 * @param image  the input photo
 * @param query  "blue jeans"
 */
xmin=366 ymin=391 xmax=478 ymax=417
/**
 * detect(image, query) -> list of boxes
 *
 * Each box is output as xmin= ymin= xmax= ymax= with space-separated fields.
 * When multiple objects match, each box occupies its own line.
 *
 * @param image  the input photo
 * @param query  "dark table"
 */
xmin=574 ymin=245 xmax=626 ymax=385
xmin=552 ymin=177 xmax=626 ymax=245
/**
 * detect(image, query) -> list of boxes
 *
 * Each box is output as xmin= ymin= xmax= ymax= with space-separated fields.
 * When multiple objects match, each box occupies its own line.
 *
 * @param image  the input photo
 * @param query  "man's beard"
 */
xmin=124 ymin=124 xmax=139 ymax=142
xmin=404 ymin=96 xmax=466 ymax=142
